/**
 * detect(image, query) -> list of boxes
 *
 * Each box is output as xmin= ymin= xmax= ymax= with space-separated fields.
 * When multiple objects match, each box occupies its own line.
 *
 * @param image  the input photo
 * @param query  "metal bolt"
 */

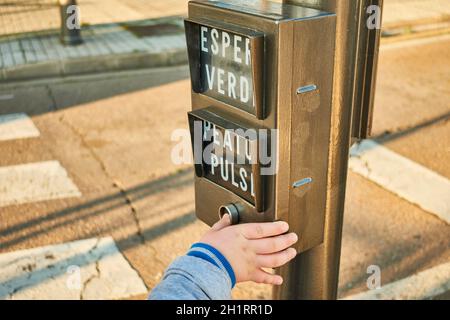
xmin=292 ymin=177 xmax=313 ymax=188
xmin=297 ymin=85 xmax=317 ymax=94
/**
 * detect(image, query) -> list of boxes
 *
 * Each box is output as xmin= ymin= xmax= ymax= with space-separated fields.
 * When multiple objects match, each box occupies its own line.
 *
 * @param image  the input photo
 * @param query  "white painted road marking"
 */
xmin=0 ymin=94 xmax=14 ymax=101
xmin=0 ymin=237 xmax=148 ymax=300
xmin=344 ymin=261 xmax=450 ymax=300
xmin=0 ymin=160 xmax=81 ymax=207
xmin=350 ymin=140 xmax=450 ymax=224
xmin=0 ymin=113 xmax=40 ymax=141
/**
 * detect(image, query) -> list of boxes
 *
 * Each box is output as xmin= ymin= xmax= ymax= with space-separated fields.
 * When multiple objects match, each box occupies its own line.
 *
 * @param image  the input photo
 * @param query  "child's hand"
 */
xmin=199 ymin=214 xmax=298 ymax=285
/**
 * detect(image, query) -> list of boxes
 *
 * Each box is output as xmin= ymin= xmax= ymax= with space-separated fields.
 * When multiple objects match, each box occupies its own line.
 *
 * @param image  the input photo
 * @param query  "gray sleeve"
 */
xmin=148 ymin=255 xmax=232 ymax=300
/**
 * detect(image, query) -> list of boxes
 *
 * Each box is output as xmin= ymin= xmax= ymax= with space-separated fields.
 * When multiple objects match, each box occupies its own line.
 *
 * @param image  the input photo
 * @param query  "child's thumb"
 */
xmin=211 ymin=214 xmax=231 ymax=231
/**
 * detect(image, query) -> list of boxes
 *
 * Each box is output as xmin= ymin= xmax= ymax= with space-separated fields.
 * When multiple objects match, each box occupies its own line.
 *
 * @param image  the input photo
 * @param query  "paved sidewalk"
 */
xmin=0 ymin=0 xmax=189 ymax=36
xmin=0 ymin=0 xmax=189 ymax=81
xmin=1 ymin=0 xmax=449 ymax=82
xmin=0 ymin=0 xmax=449 ymax=36
xmin=383 ymin=0 xmax=450 ymax=26
xmin=0 ymin=17 xmax=187 ymax=81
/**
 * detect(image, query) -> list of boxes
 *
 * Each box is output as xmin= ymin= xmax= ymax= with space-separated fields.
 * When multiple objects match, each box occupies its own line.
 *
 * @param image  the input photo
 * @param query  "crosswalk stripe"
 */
xmin=343 ymin=261 xmax=450 ymax=300
xmin=0 ymin=94 xmax=14 ymax=101
xmin=0 ymin=113 xmax=40 ymax=141
xmin=0 ymin=237 xmax=148 ymax=300
xmin=0 ymin=160 xmax=81 ymax=207
xmin=349 ymin=140 xmax=450 ymax=224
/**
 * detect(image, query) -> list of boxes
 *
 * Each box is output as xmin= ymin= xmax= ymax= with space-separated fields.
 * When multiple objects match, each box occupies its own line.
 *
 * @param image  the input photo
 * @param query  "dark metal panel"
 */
xmin=184 ymin=18 xmax=266 ymax=119
xmin=274 ymin=21 xmax=294 ymax=224
xmin=187 ymin=1 xmax=282 ymax=230
xmin=275 ymin=0 xmax=384 ymax=300
xmin=191 ymin=0 xmax=331 ymax=21
xmin=287 ymin=15 xmax=337 ymax=253
xmin=276 ymin=0 xmax=366 ymax=300
xmin=187 ymin=1 xmax=337 ymax=254
xmin=352 ymin=0 xmax=384 ymax=139
xmin=188 ymin=108 xmax=267 ymax=211
xmin=188 ymin=1 xmax=280 ymax=127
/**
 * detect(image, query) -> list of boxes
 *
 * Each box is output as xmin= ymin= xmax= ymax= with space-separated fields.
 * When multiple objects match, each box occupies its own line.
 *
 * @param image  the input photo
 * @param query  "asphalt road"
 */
xmin=0 ymin=35 xmax=449 ymax=299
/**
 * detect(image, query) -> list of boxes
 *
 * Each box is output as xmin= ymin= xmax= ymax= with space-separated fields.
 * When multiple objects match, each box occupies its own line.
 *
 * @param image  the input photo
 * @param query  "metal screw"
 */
xmin=297 ymin=85 xmax=317 ymax=94
xmin=292 ymin=177 xmax=313 ymax=188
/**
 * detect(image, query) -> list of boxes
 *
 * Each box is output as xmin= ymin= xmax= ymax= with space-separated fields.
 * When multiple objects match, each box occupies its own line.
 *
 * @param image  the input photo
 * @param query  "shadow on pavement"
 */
xmin=374 ymin=110 xmax=450 ymax=143
xmin=339 ymin=223 xmax=450 ymax=298
xmin=0 ymin=64 xmax=190 ymax=117
xmin=0 ymin=209 xmax=194 ymax=299
xmin=0 ymin=166 xmax=197 ymax=297
xmin=0 ymin=167 xmax=194 ymax=249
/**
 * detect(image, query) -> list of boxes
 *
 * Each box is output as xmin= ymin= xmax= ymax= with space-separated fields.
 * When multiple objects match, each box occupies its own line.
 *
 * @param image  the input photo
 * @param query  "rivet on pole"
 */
xmin=292 ymin=177 xmax=313 ymax=188
xmin=297 ymin=85 xmax=317 ymax=94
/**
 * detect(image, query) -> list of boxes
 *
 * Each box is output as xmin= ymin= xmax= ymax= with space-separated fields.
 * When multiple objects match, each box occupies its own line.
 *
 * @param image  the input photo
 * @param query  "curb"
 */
xmin=382 ymin=15 xmax=450 ymax=38
xmin=381 ymin=27 xmax=450 ymax=45
xmin=1 ymin=14 xmax=447 ymax=83
xmin=1 ymin=48 xmax=188 ymax=82
xmin=343 ymin=261 xmax=450 ymax=300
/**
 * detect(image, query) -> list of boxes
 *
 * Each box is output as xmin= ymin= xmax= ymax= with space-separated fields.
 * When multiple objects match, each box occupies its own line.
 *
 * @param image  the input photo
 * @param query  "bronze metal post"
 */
xmin=275 ymin=0 xmax=383 ymax=300
xmin=59 ymin=0 xmax=83 ymax=45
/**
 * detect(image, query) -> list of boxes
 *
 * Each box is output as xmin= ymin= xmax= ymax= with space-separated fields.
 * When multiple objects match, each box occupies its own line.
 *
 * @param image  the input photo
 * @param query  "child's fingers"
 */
xmin=250 ymin=232 xmax=298 ymax=254
xmin=256 ymin=247 xmax=297 ymax=268
xmin=211 ymin=214 xmax=231 ymax=231
xmin=240 ymin=221 xmax=289 ymax=239
xmin=252 ymin=269 xmax=284 ymax=285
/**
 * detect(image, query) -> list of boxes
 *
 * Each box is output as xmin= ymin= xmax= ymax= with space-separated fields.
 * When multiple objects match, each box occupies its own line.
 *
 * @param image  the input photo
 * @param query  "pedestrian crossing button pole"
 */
xmin=185 ymin=0 xmax=337 ymax=296
xmin=185 ymin=0 xmax=383 ymax=300
xmin=59 ymin=0 xmax=83 ymax=45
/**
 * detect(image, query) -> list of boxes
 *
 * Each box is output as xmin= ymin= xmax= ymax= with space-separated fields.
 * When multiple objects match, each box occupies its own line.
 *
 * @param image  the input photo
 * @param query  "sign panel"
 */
xmin=202 ymin=120 xmax=256 ymax=204
xmin=199 ymin=26 xmax=254 ymax=112
xmin=185 ymin=19 xmax=265 ymax=118
xmin=188 ymin=111 xmax=265 ymax=209
xmin=186 ymin=0 xmax=338 ymax=252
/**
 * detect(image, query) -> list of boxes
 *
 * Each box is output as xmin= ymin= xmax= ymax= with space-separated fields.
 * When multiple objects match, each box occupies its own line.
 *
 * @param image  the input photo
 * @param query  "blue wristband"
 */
xmin=187 ymin=250 xmax=220 ymax=269
xmin=190 ymin=243 xmax=236 ymax=288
